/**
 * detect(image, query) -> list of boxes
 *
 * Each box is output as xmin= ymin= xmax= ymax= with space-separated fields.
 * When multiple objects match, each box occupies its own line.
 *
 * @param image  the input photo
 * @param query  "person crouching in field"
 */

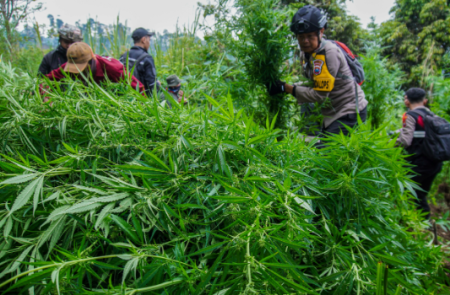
xmin=396 ymin=88 xmax=444 ymax=219
xmin=38 ymin=24 xmax=83 ymax=76
xmin=165 ymin=75 xmax=187 ymax=107
xmin=266 ymin=5 xmax=368 ymax=136
xmin=45 ymin=42 xmax=144 ymax=94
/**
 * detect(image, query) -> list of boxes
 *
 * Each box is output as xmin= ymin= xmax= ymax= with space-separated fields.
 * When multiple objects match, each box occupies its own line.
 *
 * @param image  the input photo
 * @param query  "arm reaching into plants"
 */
xmin=99 ymin=55 xmax=146 ymax=94
xmin=273 ymin=5 xmax=369 ymax=134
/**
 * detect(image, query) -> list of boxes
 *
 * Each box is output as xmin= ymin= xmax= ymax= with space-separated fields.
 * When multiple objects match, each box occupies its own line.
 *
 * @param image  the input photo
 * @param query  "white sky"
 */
xmin=346 ymin=0 xmax=395 ymax=27
xmin=30 ymin=0 xmax=396 ymax=35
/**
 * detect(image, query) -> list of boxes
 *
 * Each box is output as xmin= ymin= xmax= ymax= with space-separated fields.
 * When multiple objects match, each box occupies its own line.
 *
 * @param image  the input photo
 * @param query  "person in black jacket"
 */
xmin=38 ymin=24 xmax=83 ymax=75
xmin=120 ymin=28 xmax=160 ymax=96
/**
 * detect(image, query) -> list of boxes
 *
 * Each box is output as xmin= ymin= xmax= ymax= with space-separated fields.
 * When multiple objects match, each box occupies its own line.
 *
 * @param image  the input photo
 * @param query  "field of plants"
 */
xmin=1 ymin=0 xmax=450 ymax=294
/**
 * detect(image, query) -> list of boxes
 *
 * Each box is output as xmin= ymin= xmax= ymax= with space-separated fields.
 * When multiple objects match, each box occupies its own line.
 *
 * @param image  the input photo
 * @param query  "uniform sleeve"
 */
xmin=100 ymin=57 xmax=145 ymax=95
xmin=38 ymin=54 xmax=52 ymax=76
xmin=396 ymin=114 xmax=416 ymax=148
xmin=46 ymin=65 xmax=66 ymax=81
xmin=293 ymin=47 xmax=340 ymax=104
xmin=101 ymin=57 xmax=123 ymax=83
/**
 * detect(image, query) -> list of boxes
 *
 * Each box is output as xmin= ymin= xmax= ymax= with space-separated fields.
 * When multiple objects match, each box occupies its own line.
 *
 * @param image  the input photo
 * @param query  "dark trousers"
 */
xmin=323 ymin=107 xmax=367 ymax=136
xmin=411 ymin=167 xmax=442 ymax=219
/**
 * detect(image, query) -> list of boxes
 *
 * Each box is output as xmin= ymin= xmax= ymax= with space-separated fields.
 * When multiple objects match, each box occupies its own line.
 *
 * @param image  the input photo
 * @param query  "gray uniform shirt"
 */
xmin=396 ymin=106 xmax=428 ymax=148
xmin=293 ymin=39 xmax=368 ymax=128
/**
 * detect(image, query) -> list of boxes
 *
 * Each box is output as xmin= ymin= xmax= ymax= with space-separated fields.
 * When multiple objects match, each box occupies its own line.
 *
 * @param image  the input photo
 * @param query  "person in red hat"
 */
xmin=46 ymin=42 xmax=145 ymax=94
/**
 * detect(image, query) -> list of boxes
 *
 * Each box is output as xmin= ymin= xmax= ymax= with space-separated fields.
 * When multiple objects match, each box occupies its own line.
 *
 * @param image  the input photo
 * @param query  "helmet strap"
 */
xmin=317 ymin=31 xmax=322 ymax=47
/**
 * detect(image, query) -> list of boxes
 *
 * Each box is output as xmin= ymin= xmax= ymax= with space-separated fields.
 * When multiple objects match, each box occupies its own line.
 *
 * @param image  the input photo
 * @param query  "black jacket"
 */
xmin=38 ymin=45 xmax=68 ymax=76
xmin=120 ymin=46 xmax=158 ymax=96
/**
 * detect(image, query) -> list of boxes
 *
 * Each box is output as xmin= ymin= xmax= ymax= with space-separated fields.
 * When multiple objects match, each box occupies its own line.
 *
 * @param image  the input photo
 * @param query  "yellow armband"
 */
xmin=311 ymin=54 xmax=335 ymax=92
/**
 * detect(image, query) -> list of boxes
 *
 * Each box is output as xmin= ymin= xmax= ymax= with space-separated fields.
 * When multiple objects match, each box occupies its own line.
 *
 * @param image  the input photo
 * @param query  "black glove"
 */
xmin=266 ymin=80 xmax=285 ymax=96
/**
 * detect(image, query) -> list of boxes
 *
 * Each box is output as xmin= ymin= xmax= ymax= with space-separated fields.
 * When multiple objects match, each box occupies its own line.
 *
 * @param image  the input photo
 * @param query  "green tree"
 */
xmin=360 ymin=44 xmax=404 ymax=129
xmin=0 ymin=0 xmax=42 ymax=56
xmin=378 ymin=0 xmax=450 ymax=86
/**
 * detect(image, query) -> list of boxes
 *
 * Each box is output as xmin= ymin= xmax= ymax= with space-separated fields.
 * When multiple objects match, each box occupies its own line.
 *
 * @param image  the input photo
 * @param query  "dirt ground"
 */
xmin=430 ymin=196 xmax=450 ymax=287
xmin=431 ymin=203 xmax=450 ymax=242
xmin=431 ymin=183 xmax=450 ymax=242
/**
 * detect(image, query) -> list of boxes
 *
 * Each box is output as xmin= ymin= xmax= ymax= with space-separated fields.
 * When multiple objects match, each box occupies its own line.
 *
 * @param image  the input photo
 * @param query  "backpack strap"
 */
xmin=332 ymin=42 xmax=359 ymax=114
xmin=119 ymin=51 xmax=129 ymax=64
xmin=407 ymin=108 xmax=431 ymax=138
xmin=409 ymin=108 xmax=434 ymax=118
xmin=120 ymin=52 xmax=148 ymax=67
xmin=135 ymin=53 xmax=149 ymax=65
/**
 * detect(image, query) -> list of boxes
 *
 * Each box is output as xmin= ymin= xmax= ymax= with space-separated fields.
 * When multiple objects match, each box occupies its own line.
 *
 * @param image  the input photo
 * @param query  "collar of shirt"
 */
xmin=131 ymin=46 xmax=148 ymax=53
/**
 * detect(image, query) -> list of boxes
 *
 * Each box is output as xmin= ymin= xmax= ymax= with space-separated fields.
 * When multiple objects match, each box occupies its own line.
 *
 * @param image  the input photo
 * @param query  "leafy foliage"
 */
xmin=360 ymin=44 xmax=404 ymax=129
xmin=0 ymin=61 xmax=448 ymax=294
xmin=0 ymin=0 xmax=43 ymax=55
xmin=231 ymin=0 xmax=293 ymax=128
xmin=378 ymin=0 xmax=450 ymax=86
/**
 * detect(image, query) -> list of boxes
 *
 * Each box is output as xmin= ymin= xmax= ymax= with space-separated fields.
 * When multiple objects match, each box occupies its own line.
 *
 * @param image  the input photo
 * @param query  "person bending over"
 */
xmin=38 ymin=24 xmax=83 ymax=75
xmin=45 ymin=42 xmax=144 ymax=94
xmin=267 ymin=5 xmax=368 ymax=135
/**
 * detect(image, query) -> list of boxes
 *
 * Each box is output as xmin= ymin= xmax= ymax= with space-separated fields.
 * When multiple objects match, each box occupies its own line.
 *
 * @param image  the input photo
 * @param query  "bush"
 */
xmin=360 ymin=44 xmax=404 ymax=129
xmin=230 ymin=0 xmax=292 ymax=128
xmin=0 ymin=61 xmax=448 ymax=294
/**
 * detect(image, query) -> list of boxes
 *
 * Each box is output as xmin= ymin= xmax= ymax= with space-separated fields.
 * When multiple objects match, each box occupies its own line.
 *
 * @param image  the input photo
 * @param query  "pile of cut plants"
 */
xmin=0 ymin=62 xmax=448 ymax=294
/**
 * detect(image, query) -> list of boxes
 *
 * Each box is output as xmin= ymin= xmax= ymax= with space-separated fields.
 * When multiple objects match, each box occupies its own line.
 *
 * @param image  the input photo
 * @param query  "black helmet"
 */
xmin=290 ymin=5 xmax=327 ymax=34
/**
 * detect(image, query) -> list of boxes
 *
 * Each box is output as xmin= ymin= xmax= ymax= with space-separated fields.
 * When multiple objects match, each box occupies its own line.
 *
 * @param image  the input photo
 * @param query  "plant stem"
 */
xmin=126 ymin=278 xmax=184 ymax=294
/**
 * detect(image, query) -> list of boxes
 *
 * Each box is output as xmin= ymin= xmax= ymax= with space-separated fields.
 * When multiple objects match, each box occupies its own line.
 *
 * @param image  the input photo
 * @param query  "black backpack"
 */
xmin=410 ymin=108 xmax=450 ymax=162
xmin=119 ymin=52 xmax=148 ymax=82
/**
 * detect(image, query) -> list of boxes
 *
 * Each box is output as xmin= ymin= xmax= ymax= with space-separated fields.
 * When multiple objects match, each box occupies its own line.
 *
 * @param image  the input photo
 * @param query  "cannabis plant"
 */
xmin=0 ymin=61 xmax=448 ymax=294
xmin=232 ymin=0 xmax=292 ymax=128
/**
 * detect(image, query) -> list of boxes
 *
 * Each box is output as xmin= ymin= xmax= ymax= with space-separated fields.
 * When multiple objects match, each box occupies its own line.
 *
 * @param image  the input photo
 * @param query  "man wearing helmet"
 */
xmin=268 ymin=5 xmax=368 ymax=135
xmin=38 ymin=24 xmax=83 ymax=75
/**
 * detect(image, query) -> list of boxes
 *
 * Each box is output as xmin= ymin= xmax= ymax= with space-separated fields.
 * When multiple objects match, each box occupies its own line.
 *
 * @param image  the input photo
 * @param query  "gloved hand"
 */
xmin=266 ymin=80 xmax=286 ymax=96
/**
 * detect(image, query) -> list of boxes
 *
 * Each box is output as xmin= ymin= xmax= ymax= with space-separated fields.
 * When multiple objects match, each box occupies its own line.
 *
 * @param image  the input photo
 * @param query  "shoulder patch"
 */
xmin=402 ymin=113 xmax=408 ymax=128
xmin=313 ymin=60 xmax=324 ymax=76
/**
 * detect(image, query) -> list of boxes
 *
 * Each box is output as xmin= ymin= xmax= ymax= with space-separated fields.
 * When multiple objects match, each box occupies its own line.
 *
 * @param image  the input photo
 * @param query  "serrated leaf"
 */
xmin=32 ymin=176 xmax=44 ymax=215
xmin=3 ymin=217 xmax=12 ymax=240
xmin=72 ymin=185 xmax=108 ymax=195
xmin=123 ymin=257 xmax=139 ymax=283
xmin=0 ymin=173 xmax=38 ymax=185
xmin=10 ymin=177 xmax=41 ymax=214
xmin=293 ymin=197 xmax=315 ymax=214
xmin=94 ymin=193 xmax=129 ymax=203
xmin=95 ymin=203 xmax=115 ymax=229
xmin=48 ymin=216 xmax=66 ymax=254
xmin=62 ymin=200 xmax=105 ymax=215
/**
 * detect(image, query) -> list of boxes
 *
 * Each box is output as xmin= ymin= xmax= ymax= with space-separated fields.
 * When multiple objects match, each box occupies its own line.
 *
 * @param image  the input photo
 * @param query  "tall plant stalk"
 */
xmin=232 ymin=0 xmax=292 ymax=128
